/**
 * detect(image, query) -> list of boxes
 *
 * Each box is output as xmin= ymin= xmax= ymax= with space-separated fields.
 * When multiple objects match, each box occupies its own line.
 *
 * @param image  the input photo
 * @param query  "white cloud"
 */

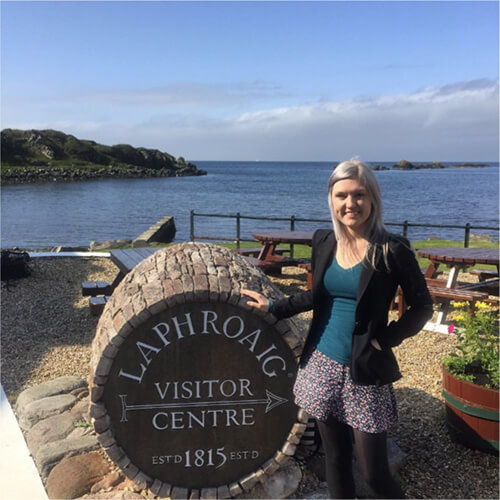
xmin=69 ymin=81 xmax=288 ymax=110
xmin=3 ymin=79 xmax=498 ymax=161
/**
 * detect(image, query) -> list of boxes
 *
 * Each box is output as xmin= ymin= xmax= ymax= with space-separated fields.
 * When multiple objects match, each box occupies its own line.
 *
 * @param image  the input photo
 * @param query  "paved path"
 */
xmin=0 ymin=385 xmax=48 ymax=500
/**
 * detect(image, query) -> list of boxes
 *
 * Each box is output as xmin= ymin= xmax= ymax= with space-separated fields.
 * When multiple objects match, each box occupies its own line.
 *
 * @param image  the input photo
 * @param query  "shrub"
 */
xmin=443 ymin=301 xmax=499 ymax=389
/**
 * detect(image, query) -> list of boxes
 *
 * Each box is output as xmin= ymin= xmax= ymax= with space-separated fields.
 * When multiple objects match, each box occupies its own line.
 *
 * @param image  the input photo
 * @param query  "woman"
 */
xmin=242 ymin=160 xmax=433 ymax=499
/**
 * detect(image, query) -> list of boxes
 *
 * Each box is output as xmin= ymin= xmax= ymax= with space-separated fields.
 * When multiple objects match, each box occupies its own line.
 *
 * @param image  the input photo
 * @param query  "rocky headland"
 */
xmin=387 ymin=160 xmax=490 ymax=170
xmin=1 ymin=129 xmax=207 ymax=184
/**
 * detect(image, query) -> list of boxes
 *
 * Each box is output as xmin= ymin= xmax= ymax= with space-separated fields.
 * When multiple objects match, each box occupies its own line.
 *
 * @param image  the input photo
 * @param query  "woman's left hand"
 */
xmin=370 ymin=338 xmax=382 ymax=351
xmin=240 ymin=289 xmax=270 ymax=312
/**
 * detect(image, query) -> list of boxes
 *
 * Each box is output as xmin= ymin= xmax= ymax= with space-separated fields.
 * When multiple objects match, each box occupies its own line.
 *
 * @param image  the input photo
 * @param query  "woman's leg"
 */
xmin=352 ymin=429 xmax=404 ymax=499
xmin=316 ymin=415 xmax=356 ymax=499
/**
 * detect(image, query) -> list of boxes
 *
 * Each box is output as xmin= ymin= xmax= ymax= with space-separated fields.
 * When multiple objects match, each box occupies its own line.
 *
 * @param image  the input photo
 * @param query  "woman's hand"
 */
xmin=241 ymin=289 xmax=270 ymax=312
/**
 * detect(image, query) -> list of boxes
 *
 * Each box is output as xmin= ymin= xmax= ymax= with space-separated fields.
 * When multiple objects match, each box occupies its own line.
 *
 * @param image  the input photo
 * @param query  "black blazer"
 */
xmin=273 ymin=229 xmax=433 ymax=386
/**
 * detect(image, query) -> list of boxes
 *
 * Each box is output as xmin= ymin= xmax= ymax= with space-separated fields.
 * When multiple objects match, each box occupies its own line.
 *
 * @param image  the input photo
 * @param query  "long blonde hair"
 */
xmin=328 ymin=159 xmax=390 ymax=268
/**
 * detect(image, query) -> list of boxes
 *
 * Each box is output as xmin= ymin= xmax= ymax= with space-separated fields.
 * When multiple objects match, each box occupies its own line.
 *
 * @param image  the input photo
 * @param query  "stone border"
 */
xmin=89 ymin=243 xmax=307 ymax=497
xmin=133 ymin=215 xmax=176 ymax=246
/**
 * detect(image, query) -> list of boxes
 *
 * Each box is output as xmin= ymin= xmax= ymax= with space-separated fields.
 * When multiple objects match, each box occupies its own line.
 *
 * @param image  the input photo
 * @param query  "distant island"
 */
xmin=372 ymin=160 xmax=490 ymax=170
xmin=0 ymin=129 xmax=207 ymax=184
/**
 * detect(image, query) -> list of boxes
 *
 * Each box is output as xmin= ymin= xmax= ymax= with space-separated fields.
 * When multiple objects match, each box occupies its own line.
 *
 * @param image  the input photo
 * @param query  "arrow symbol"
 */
xmin=119 ymin=390 xmax=288 ymax=422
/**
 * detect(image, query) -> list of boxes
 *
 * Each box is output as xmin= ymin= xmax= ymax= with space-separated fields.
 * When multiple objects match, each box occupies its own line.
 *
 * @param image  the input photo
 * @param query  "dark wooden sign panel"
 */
xmin=103 ymin=302 xmax=298 ymax=488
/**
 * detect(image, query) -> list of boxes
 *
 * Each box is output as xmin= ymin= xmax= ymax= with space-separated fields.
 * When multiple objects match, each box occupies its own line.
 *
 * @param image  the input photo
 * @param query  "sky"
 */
xmin=1 ymin=0 xmax=499 ymax=161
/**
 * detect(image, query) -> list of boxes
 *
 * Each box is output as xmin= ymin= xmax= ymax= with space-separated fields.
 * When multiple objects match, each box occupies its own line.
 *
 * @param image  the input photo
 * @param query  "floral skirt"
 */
xmin=294 ymin=349 xmax=398 ymax=433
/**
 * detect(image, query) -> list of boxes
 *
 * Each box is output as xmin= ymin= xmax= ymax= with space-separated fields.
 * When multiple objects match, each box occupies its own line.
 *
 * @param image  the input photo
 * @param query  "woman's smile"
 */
xmin=331 ymin=178 xmax=372 ymax=233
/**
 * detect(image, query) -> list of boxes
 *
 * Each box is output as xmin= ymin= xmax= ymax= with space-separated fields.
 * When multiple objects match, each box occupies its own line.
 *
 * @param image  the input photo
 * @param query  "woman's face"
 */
xmin=331 ymin=178 xmax=372 ymax=234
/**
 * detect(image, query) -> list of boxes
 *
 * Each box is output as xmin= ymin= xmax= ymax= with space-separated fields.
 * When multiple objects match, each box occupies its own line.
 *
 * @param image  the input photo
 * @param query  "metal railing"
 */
xmin=190 ymin=210 xmax=498 ymax=253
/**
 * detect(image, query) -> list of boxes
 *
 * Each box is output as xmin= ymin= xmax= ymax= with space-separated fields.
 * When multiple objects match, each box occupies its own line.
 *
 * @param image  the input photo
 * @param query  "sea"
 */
xmin=1 ymin=161 xmax=498 ymax=249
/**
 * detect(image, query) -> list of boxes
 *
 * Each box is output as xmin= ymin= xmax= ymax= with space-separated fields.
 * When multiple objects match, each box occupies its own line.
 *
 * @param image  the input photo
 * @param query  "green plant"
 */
xmin=443 ymin=301 xmax=499 ymax=389
xmin=74 ymin=419 xmax=92 ymax=428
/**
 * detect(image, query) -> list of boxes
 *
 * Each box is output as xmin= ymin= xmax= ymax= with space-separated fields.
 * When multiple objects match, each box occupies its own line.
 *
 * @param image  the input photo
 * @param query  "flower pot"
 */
xmin=442 ymin=365 xmax=499 ymax=454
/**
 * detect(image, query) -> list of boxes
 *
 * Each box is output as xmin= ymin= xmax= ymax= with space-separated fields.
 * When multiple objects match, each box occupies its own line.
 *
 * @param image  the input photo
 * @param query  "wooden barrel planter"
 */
xmin=442 ymin=366 xmax=499 ymax=454
xmin=89 ymin=242 xmax=308 ymax=498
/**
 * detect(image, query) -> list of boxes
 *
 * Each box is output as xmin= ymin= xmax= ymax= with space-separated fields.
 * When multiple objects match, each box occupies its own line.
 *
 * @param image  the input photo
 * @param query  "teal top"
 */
xmin=313 ymin=257 xmax=362 ymax=365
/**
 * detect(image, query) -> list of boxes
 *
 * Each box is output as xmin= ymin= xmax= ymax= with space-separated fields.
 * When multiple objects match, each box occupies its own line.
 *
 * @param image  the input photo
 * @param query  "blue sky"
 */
xmin=1 ymin=0 xmax=499 ymax=161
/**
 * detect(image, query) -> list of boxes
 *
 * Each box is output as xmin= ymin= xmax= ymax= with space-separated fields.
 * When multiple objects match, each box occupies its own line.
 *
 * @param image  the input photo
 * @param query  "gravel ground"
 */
xmin=1 ymin=258 xmax=498 ymax=499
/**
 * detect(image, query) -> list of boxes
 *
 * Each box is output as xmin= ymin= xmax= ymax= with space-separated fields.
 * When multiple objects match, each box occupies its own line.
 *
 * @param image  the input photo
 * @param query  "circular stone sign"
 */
xmin=89 ymin=243 xmax=307 ymax=497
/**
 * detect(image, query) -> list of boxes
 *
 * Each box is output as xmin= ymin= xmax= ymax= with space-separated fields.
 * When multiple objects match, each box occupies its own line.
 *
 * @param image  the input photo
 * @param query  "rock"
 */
xmin=90 ymin=471 xmax=125 ymax=493
xmin=71 ymin=397 xmax=91 ymax=422
xmin=16 ymin=376 xmax=86 ymax=411
xmin=46 ymin=451 xmax=109 ymax=499
xmin=116 ymin=477 xmax=142 ymax=491
xmin=89 ymin=239 xmax=132 ymax=251
xmin=66 ymin=425 xmax=94 ymax=440
xmin=238 ymin=460 xmax=302 ymax=499
xmin=303 ymin=487 xmax=330 ymax=499
xmin=392 ymin=160 xmax=445 ymax=170
xmin=26 ymin=410 xmax=82 ymax=455
xmin=470 ymin=233 xmax=493 ymax=242
xmin=71 ymin=386 xmax=89 ymax=400
xmin=78 ymin=491 xmax=144 ymax=499
xmin=36 ymin=434 xmax=100 ymax=477
xmin=18 ymin=393 xmax=77 ymax=430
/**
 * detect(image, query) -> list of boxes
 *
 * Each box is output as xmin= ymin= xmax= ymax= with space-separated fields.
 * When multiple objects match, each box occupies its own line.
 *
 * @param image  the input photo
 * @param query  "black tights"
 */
xmin=316 ymin=415 xmax=404 ymax=499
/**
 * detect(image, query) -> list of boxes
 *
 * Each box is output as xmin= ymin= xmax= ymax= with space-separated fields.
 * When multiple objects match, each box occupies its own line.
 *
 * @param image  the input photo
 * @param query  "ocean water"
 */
xmin=1 ymin=161 xmax=498 ymax=249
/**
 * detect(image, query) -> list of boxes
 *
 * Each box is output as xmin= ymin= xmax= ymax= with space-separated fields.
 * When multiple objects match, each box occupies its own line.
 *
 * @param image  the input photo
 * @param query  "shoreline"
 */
xmin=0 ymin=165 xmax=207 ymax=185
xmin=1 ymin=161 xmax=493 ymax=185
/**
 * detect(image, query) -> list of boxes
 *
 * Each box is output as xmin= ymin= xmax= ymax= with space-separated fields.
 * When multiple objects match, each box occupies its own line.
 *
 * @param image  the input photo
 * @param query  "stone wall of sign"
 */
xmin=89 ymin=242 xmax=307 ymax=498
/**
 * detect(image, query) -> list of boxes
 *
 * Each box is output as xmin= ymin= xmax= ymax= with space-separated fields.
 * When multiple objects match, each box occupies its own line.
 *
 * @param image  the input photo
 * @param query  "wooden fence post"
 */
xmin=236 ymin=212 xmax=241 ymax=249
xmin=464 ymin=223 xmax=471 ymax=248
xmin=290 ymin=215 xmax=295 ymax=258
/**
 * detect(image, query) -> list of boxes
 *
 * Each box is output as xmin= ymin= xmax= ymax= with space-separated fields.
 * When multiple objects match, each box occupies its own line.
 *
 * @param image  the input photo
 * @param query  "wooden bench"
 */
xmin=427 ymin=285 xmax=489 ymax=313
xmin=425 ymin=278 xmax=468 ymax=287
xmin=82 ymin=281 xmax=113 ymax=297
xmin=397 ymin=282 xmax=498 ymax=319
xmin=89 ymin=296 xmax=110 ymax=316
xmin=470 ymin=269 xmax=499 ymax=282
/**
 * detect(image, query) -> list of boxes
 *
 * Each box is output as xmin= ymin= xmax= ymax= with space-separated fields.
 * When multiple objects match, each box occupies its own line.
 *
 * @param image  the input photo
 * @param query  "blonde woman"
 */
xmin=242 ymin=160 xmax=433 ymax=499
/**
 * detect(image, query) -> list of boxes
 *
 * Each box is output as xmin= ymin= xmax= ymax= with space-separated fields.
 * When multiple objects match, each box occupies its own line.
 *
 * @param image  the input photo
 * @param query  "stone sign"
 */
xmin=89 ymin=243 xmax=307 ymax=497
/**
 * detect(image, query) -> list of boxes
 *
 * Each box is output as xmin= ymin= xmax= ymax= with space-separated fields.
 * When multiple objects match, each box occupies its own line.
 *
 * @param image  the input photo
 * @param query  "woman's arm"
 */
xmin=378 ymin=238 xmax=434 ymax=349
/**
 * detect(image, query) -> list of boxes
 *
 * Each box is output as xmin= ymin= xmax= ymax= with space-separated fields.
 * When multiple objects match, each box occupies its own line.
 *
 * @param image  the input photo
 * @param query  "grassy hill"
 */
xmin=1 ymin=129 xmax=206 ymax=183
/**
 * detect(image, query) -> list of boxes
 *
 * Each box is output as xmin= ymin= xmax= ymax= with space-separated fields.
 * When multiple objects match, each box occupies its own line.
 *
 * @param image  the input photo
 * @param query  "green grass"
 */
xmin=413 ymin=239 xmax=498 ymax=249
xmin=224 ymin=239 xmax=499 ymax=269
xmin=412 ymin=239 xmax=498 ymax=271
xmin=219 ymin=241 xmax=313 ymax=258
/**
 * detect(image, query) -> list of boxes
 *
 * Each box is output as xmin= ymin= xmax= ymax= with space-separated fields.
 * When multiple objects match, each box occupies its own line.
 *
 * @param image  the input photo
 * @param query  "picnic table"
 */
xmin=416 ymin=247 xmax=499 ymax=325
xmin=245 ymin=230 xmax=314 ymax=276
xmin=418 ymin=247 xmax=499 ymax=282
xmin=252 ymin=230 xmax=314 ymax=260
